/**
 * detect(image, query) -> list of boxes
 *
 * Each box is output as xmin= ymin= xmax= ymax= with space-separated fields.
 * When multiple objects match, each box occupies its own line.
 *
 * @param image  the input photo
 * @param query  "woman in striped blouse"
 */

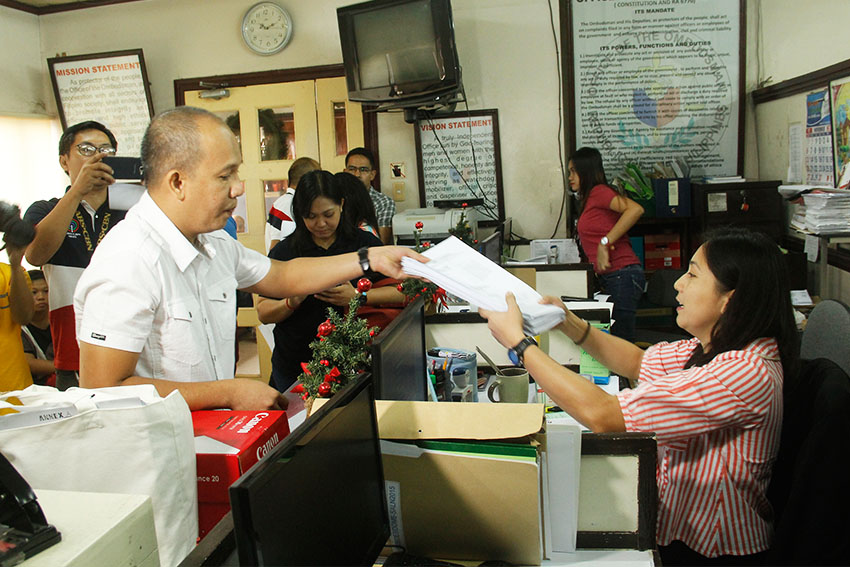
xmin=480 ymin=227 xmax=799 ymax=566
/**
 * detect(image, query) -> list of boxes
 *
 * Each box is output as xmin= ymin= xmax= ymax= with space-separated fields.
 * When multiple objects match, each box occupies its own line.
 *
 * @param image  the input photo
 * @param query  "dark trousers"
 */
xmin=658 ymin=540 xmax=769 ymax=566
xmin=598 ymin=263 xmax=645 ymax=343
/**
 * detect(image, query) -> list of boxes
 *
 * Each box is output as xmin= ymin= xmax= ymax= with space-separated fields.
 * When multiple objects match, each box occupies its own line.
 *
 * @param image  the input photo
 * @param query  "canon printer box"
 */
xmin=192 ymin=410 xmax=290 ymax=538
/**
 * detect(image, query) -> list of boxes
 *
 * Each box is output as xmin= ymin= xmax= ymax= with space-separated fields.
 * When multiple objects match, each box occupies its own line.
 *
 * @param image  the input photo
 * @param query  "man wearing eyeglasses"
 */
xmin=345 ymin=147 xmax=395 ymax=244
xmin=23 ymin=120 xmax=128 ymax=391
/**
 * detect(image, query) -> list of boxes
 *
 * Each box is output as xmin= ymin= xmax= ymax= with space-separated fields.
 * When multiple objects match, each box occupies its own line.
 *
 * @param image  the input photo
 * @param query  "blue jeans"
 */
xmin=597 ymin=264 xmax=645 ymax=343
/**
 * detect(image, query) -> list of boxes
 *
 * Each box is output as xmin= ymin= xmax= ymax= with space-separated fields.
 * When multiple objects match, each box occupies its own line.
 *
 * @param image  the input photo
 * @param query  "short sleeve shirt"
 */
xmin=264 ymin=188 xmax=296 ymax=252
xmin=369 ymin=187 xmax=396 ymax=228
xmin=617 ymin=337 xmax=783 ymax=557
xmin=75 ymin=191 xmax=271 ymax=383
xmin=576 ymin=184 xmax=640 ymax=273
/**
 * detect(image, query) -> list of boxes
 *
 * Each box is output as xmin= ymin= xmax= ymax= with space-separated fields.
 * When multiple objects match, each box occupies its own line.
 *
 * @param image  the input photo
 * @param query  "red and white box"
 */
xmin=192 ymin=410 xmax=290 ymax=538
xmin=644 ymin=233 xmax=681 ymax=271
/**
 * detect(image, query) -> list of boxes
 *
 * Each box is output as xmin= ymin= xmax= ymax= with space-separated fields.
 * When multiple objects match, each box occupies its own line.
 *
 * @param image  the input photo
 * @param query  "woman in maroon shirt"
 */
xmin=570 ymin=147 xmax=645 ymax=342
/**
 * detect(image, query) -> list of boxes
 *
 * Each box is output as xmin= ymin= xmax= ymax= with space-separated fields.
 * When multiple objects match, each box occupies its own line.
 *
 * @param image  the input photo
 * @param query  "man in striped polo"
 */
xmin=24 ymin=121 xmax=127 ymax=390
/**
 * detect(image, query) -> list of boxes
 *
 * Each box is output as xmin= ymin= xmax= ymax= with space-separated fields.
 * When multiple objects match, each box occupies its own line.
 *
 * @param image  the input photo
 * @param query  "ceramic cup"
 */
xmin=487 ymin=367 xmax=530 ymax=403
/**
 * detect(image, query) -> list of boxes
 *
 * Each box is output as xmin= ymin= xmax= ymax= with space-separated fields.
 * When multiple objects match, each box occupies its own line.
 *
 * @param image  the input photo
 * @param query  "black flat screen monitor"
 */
xmin=479 ymin=230 xmax=501 ymax=264
xmin=370 ymin=296 xmax=428 ymax=401
xmin=337 ymin=0 xmax=462 ymax=107
xmin=229 ymin=374 xmax=389 ymax=566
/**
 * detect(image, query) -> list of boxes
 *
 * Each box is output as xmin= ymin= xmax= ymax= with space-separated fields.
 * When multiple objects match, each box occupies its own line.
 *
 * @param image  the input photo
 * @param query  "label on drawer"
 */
xmin=707 ymin=193 xmax=727 ymax=213
xmin=668 ymin=180 xmax=679 ymax=207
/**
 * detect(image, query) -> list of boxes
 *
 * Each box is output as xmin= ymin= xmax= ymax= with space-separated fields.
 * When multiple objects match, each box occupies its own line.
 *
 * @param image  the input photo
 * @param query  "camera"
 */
xmin=0 ymin=201 xmax=36 ymax=248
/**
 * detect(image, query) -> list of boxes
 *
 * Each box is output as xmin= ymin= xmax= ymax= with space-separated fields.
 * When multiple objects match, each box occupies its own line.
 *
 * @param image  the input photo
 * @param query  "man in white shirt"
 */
xmin=263 ymin=156 xmax=319 ymax=252
xmin=75 ymin=107 xmax=423 ymax=411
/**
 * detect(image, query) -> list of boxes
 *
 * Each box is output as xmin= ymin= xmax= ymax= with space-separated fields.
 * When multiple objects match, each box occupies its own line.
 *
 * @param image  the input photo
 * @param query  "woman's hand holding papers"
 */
xmin=478 ymin=292 xmax=527 ymax=349
xmin=368 ymin=246 xmax=429 ymax=279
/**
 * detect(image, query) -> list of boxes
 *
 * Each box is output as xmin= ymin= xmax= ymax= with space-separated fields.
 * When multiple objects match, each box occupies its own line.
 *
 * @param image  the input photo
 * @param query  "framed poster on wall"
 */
xmin=48 ymin=49 xmax=155 ymax=157
xmin=565 ymin=0 xmax=745 ymax=178
xmin=415 ymin=109 xmax=504 ymax=226
xmin=829 ymin=75 xmax=850 ymax=183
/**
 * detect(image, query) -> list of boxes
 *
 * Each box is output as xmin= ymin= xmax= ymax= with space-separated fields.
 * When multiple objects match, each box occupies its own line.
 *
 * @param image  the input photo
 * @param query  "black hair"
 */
xmin=569 ymin=147 xmax=616 ymax=213
xmin=289 ymin=170 xmax=357 ymax=254
xmin=58 ymin=121 xmax=118 ymax=156
xmin=27 ymin=269 xmax=45 ymax=283
xmin=684 ymin=227 xmax=799 ymax=379
xmin=345 ymin=147 xmax=376 ymax=170
xmin=335 ymin=171 xmax=378 ymax=234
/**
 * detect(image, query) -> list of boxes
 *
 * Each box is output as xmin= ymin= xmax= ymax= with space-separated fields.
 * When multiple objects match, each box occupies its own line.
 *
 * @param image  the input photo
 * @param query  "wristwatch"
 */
xmin=357 ymin=291 xmax=368 ymax=306
xmin=357 ymin=247 xmax=370 ymax=274
xmin=600 ymin=236 xmax=610 ymax=247
xmin=508 ymin=336 xmax=538 ymax=366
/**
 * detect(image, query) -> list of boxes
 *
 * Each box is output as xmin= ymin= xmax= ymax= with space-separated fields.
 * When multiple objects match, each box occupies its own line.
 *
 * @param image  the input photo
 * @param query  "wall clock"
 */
xmin=241 ymin=2 xmax=293 ymax=55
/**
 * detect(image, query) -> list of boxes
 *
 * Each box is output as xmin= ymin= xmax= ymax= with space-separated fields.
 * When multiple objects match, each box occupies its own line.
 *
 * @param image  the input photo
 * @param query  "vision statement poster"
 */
xmin=571 ymin=0 xmax=741 ymax=177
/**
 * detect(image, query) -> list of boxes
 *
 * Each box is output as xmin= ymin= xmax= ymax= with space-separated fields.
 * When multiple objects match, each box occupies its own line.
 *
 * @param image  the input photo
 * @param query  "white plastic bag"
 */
xmin=0 ymin=384 xmax=197 ymax=567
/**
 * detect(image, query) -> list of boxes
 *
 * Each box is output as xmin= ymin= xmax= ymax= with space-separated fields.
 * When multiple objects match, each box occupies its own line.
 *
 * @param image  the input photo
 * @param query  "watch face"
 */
xmin=242 ymin=2 xmax=293 ymax=55
xmin=508 ymin=349 xmax=520 ymax=366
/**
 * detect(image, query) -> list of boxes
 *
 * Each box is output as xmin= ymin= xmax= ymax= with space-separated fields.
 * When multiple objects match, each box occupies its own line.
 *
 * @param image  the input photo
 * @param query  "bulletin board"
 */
xmin=48 ymin=49 xmax=155 ymax=157
xmin=414 ymin=109 xmax=504 ymax=226
xmin=566 ymin=0 xmax=745 ymax=177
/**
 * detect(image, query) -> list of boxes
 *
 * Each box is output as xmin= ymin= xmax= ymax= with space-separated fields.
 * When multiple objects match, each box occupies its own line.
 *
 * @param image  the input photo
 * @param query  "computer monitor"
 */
xmin=479 ymin=230 xmax=501 ymax=264
xmin=229 ymin=374 xmax=389 ymax=566
xmin=370 ymin=296 xmax=428 ymax=401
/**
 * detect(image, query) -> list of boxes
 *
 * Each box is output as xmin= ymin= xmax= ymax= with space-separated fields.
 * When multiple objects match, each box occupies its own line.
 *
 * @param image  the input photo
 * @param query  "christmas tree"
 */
xmin=448 ymin=202 xmax=478 ymax=247
xmin=397 ymin=221 xmax=447 ymax=310
xmin=293 ymin=278 xmax=380 ymax=400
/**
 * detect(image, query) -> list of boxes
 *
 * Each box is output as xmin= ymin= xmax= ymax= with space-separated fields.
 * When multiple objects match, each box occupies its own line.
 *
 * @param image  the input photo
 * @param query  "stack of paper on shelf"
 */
xmin=401 ymin=236 xmax=566 ymax=334
xmin=802 ymin=189 xmax=850 ymax=234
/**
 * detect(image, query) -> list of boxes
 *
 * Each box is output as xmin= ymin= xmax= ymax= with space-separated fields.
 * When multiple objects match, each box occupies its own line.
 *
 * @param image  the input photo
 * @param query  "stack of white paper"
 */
xmin=402 ymin=236 xmax=566 ymax=334
xmin=803 ymin=190 xmax=850 ymax=234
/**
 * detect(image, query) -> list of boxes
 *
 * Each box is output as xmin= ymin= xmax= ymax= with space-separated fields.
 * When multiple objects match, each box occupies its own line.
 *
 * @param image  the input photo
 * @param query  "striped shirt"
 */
xmin=618 ymin=337 xmax=783 ymax=558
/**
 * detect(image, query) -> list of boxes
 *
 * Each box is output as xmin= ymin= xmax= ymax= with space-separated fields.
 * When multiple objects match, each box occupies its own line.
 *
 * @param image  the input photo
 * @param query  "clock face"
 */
xmin=242 ymin=2 xmax=293 ymax=55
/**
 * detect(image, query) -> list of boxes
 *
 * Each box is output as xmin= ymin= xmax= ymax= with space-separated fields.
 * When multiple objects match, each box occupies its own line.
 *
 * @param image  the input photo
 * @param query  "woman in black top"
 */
xmin=256 ymin=170 xmax=402 ymax=392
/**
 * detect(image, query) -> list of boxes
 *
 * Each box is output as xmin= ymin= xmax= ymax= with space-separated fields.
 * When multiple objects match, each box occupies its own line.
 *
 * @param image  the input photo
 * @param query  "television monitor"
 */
xmin=370 ymin=296 xmax=428 ymax=401
xmin=229 ymin=374 xmax=389 ymax=566
xmin=479 ymin=230 xmax=501 ymax=264
xmin=337 ymin=0 xmax=462 ymax=108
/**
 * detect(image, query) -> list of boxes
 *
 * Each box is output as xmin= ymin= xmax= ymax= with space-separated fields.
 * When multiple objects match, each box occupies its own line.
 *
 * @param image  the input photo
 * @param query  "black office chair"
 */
xmin=766 ymin=358 xmax=850 ymax=565
xmin=633 ymin=268 xmax=689 ymax=347
xmin=800 ymin=299 xmax=850 ymax=376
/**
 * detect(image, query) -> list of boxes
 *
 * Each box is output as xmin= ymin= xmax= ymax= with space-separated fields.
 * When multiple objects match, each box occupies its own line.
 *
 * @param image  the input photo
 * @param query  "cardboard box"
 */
xmin=374 ymin=401 xmax=580 ymax=565
xmin=192 ymin=410 xmax=290 ymax=538
xmin=644 ymin=233 xmax=681 ymax=270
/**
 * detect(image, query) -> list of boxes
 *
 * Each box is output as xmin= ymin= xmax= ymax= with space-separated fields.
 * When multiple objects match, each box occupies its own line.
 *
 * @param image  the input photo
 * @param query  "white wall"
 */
xmin=0 ymin=5 xmax=45 ymax=116
xmin=750 ymin=0 xmax=850 ymax=303
xmin=29 ymin=0 xmax=565 ymax=239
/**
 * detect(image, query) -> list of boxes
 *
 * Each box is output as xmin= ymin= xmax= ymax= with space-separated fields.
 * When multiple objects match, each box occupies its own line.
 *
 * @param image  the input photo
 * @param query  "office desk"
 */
xmin=23 ymin=490 xmax=159 ymax=567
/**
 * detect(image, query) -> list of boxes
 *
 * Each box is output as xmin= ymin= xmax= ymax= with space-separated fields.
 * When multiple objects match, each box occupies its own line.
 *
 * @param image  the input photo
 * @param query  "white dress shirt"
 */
xmin=75 ymin=191 xmax=271 ymax=383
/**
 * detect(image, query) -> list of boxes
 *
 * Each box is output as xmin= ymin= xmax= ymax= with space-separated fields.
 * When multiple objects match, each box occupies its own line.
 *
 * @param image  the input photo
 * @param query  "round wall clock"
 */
xmin=241 ymin=2 xmax=293 ymax=55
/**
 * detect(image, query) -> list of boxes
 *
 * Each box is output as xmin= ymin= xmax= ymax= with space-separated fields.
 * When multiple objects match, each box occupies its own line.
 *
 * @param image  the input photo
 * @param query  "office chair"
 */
xmin=800 ymin=299 xmax=850 ymax=376
xmin=633 ymin=268 xmax=689 ymax=347
xmin=766 ymin=358 xmax=850 ymax=565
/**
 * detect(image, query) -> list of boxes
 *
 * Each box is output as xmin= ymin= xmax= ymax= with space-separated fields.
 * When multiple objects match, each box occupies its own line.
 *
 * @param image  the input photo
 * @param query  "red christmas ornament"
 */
xmin=356 ymin=278 xmax=372 ymax=293
xmin=301 ymin=393 xmax=309 ymax=401
xmin=473 ymin=239 xmax=479 ymax=244
xmin=320 ymin=359 xmax=329 ymax=367
xmin=317 ymin=320 xmax=335 ymax=337
xmin=369 ymin=329 xmax=376 ymax=337
xmin=324 ymin=367 xmax=341 ymax=383
xmin=422 ymin=241 xmax=431 ymax=248
xmin=397 ymin=283 xmax=404 ymax=292
xmin=318 ymin=382 xmax=332 ymax=397
xmin=415 ymin=221 xmax=424 ymax=230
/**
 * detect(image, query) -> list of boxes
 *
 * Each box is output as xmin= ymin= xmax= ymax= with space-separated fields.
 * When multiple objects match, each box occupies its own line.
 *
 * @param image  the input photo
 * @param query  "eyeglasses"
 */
xmin=346 ymin=165 xmax=372 ymax=174
xmin=76 ymin=143 xmax=117 ymax=157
